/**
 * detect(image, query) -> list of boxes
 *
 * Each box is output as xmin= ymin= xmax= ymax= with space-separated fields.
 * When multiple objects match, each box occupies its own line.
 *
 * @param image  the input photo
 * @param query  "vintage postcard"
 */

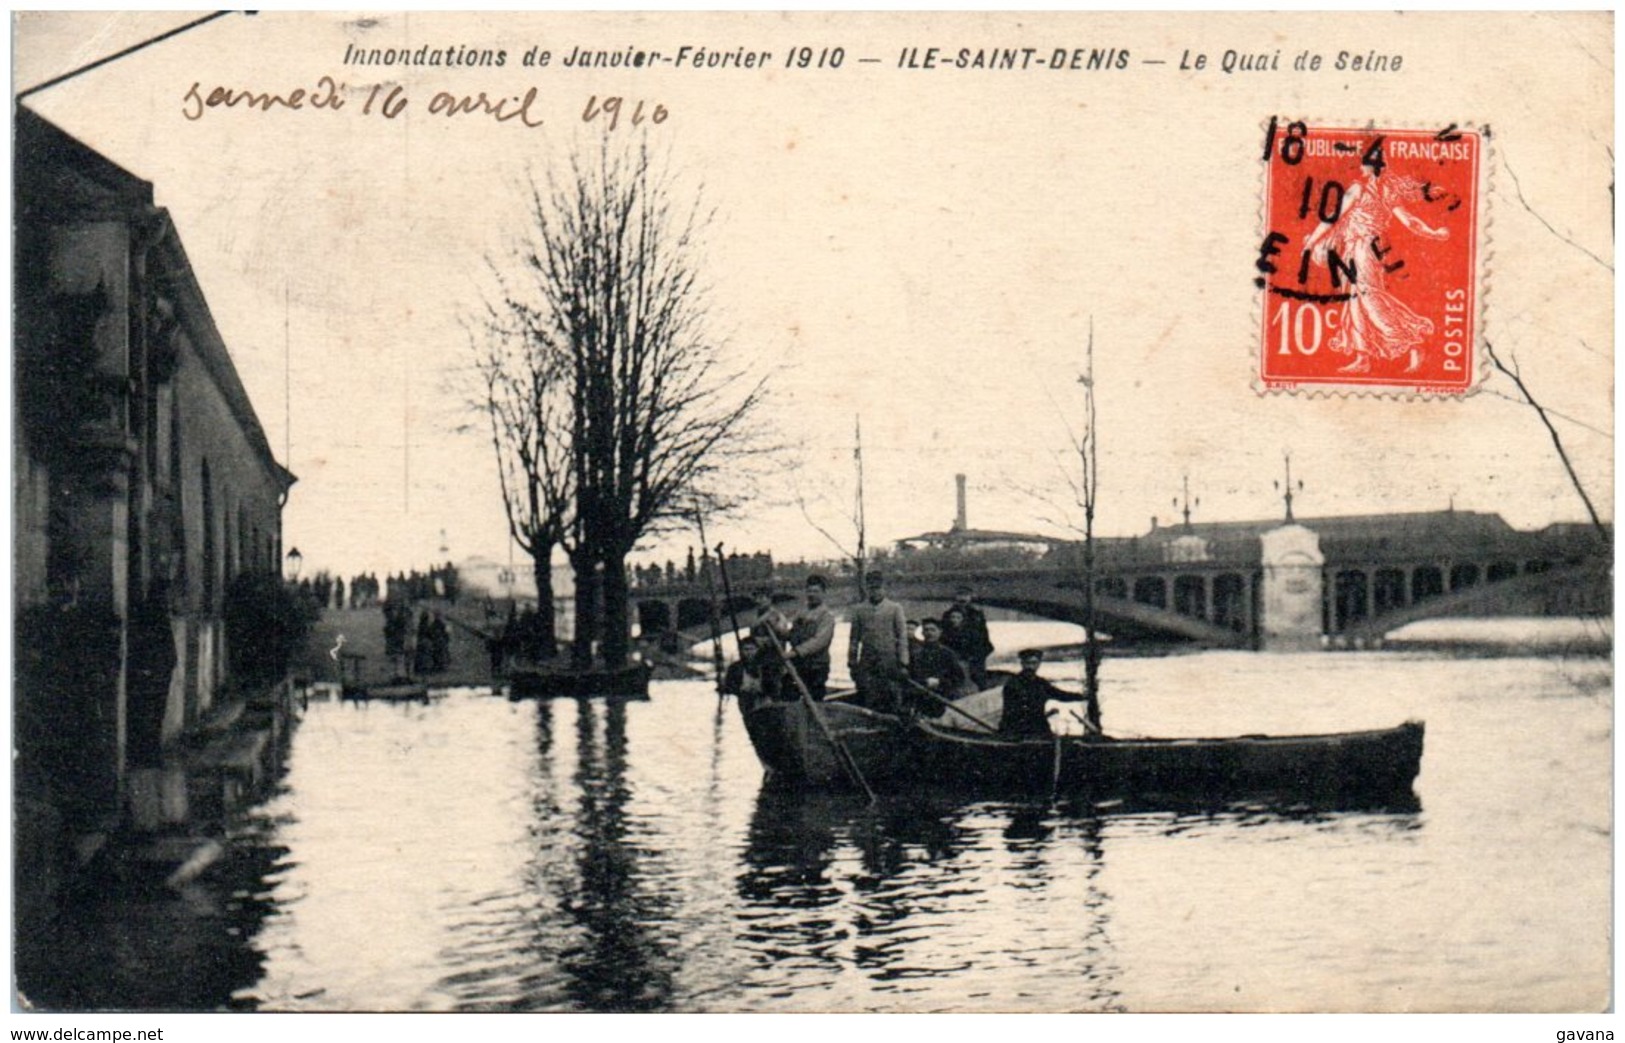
xmin=10 ymin=10 xmax=1612 ymax=1023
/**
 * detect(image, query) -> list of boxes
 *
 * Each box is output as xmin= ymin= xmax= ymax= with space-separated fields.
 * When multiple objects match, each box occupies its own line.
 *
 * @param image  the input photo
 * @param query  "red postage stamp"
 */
xmin=1256 ymin=120 xmax=1484 ymax=394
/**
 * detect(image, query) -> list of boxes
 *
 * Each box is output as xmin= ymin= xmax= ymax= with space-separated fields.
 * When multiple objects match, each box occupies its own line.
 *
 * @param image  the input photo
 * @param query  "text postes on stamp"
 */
xmin=1256 ymin=121 xmax=1482 ymax=395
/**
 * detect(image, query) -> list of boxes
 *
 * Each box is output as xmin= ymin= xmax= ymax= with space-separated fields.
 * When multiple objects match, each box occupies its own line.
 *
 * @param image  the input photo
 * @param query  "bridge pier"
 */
xmin=1260 ymin=524 xmax=1326 ymax=652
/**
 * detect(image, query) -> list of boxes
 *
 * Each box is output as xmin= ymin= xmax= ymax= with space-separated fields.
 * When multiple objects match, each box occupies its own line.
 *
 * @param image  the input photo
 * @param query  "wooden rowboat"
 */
xmin=740 ymin=696 xmax=906 ymax=786
xmin=505 ymin=660 xmax=654 ymax=699
xmin=912 ymin=717 xmax=1425 ymax=798
xmin=342 ymin=679 xmax=433 ymax=702
xmin=739 ymin=694 xmax=1424 ymax=800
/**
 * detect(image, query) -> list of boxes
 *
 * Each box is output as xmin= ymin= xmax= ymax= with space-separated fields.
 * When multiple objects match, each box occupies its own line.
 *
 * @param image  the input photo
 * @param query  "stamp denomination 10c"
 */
xmin=1256 ymin=120 xmax=1483 ymax=395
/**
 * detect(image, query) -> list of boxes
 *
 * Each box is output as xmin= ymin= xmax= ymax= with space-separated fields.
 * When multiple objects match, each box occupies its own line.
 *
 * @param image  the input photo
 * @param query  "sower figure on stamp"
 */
xmin=783 ymin=574 xmax=836 ymax=699
xmin=1303 ymin=172 xmax=1449 ymax=375
xmin=847 ymin=571 xmax=909 ymax=713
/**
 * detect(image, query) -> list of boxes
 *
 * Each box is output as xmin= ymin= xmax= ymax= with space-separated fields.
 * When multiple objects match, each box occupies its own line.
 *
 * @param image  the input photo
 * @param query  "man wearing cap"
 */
xmin=747 ymin=588 xmax=794 ymax=701
xmin=908 ymin=618 xmax=968 ymax=716
xmin=847 ymin=571 xmax=910 ymax=712
xmin=721 ymin=635 xmax=768 ymax=706
xmin=784 ymin=574 xmax=837 ymax=699
xmin=749 ymin=587 xmax=793 ymax=644
xmin=999 ymin=648 xmax=1085 ymax=740
xmin=905 ymin=618 xmax=923 ymax=660
xmin=945 ymin=586 xmax=995 ymax=688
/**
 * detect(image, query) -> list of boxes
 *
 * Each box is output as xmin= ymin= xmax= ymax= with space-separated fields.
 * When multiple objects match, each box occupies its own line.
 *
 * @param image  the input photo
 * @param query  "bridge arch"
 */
xmin=1341 ymin=559 xmax=1611 ymax=642
xmin=1132 ymin=576 xmax=1167 ymax=609
xmin=1173 ymin=575 xmax=1207 ymax=619
xmin=1412 ymin=565 xmax=1445 ymax=601
xmin=1334 ymin=570 xmax=1369 ymax=630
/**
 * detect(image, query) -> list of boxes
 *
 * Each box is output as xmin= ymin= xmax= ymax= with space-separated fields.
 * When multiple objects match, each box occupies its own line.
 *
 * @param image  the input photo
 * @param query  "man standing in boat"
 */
xmin=783 ymin=574 xmax=836 ymax=699
xmin=999 ymin=648 xmax=1085 ymax=739
xmin=848 ymin=571 xmax=909 ymax=712
xmin=749 ymin=587 xmax=793 ymax=644
xmin=945 ymin=585 xmax=994 ymax=687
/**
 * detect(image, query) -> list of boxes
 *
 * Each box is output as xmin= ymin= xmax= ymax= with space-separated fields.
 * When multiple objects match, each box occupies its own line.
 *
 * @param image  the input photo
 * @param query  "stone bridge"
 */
xmin=631 ymin=512 xmax=1610 ymax=652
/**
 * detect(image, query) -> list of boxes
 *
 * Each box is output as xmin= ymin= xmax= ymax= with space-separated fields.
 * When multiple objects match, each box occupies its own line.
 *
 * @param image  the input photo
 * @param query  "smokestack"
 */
xmin=955 ymin=473 xmax=968 ymax=531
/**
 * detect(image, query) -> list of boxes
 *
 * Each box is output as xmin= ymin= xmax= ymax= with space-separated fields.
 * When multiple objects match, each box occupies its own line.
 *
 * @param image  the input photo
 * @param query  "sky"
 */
xmin=12 ymin=10 xmax=1614 ymax=582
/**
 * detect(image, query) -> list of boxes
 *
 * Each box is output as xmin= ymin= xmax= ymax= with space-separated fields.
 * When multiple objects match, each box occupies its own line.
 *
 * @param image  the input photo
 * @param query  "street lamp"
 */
xmin=286 ymin=546 xmax=303 ymax=582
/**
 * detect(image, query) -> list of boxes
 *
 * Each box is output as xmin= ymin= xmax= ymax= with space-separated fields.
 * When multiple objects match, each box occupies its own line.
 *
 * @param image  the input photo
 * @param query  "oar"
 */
xmin=759 ymin=624 xmax=878 ymax=803
xmin=902 ymin=677 xmax=1000 ymax=735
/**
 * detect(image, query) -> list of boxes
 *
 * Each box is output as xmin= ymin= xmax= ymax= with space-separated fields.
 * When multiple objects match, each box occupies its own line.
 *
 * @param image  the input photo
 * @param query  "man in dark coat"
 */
xmin=945 ymin=586 xmax=995 ymax=687
xmin=721 ymin=636 xmax=770 ymax=706
xmin=908 ymin=618 xmax=967 ymax=717
xmin=999 ymin=648 xmax=1083 ymax=740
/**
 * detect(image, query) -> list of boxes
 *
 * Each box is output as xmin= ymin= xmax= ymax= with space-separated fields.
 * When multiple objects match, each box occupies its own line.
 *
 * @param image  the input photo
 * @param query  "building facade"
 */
xmin=14 ymin=110 xmax=294 ymax=861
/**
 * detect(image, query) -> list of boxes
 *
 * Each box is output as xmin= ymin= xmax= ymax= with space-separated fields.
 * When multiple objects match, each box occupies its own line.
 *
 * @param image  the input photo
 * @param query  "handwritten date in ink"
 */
xmin=582 ymin=95 xmax=669 ymax=131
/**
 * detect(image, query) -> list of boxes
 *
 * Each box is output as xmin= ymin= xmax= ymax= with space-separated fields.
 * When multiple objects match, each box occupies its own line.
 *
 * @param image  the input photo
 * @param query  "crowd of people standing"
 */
xmin=630 ymin=549 xmax=776 ymax=589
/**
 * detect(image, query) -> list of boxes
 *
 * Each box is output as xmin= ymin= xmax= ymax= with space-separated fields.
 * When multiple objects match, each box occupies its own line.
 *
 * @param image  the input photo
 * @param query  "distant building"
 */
xmin=14 ymin=110 xmax=294 ymax=863
xmin=456 ymin=554 xmax=577 ymax=640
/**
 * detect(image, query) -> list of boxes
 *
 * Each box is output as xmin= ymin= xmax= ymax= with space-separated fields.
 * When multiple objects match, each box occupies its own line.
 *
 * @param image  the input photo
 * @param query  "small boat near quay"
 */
xmin=342 ymin=678 xmax=434 ymax=702
xmin=505 ymin=659 xmax=654 ymax=699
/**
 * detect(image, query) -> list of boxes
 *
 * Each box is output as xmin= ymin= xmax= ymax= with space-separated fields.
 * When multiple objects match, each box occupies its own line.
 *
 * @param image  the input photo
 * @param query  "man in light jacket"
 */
xmin=847 ymin=571 xmax=909 ymax=712
xmin=784 ymin=573 xmax=837 ymax=698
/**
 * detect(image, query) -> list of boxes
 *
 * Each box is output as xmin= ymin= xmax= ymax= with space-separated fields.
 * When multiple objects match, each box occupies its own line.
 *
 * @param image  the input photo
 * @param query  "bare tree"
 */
xmin=1484 ymin=340 xmax=1608 ymax=541
xmin=485 ymin=139 xmax=770 ymax=669
xmin=468 ymin=306 xmax=572 ymax=659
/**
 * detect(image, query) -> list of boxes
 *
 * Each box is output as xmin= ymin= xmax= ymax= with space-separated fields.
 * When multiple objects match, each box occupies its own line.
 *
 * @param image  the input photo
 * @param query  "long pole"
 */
xmin=694 ymin=511 xmax=726 ymax=693
xmin=715 ymin=542 xmax=744 ymax=646
xmin=902 ymin=677 xmax=1000 ymax=734
xmin=853 ymin=416 xmax=867 ymax=589
xmin=17 ymin=11 xmax=240 ymax=101
xmin=757 ymin=623 xmax=878 ymax=803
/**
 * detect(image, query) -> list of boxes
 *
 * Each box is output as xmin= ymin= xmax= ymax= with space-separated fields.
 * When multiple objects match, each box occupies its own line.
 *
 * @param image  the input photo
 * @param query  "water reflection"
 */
xmin=733 ymin=788 xmax=1124 ymax=1009
xmin=469 ymin=697 xmax=678 ymax=1012
xmin=17 ymin=814 xmax=287 ymax=1011
xmin=558 ymin=698 xmax=677 ymax=1011
xmin=34 ymin=652 xmax=1567 ymax=1013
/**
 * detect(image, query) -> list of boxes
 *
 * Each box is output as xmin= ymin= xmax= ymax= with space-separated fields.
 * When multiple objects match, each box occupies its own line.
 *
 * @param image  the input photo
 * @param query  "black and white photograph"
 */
xmin=9 ymin=9 xmax=1614 ymax=1023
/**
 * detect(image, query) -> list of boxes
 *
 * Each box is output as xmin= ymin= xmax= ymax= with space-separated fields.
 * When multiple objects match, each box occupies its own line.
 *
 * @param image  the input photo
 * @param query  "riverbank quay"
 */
xmin=15 ymin=676 xmax=302 ymax=976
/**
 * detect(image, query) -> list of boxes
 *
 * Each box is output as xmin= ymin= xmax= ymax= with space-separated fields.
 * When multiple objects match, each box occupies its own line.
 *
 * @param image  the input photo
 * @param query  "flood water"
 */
xmin=17 ymin=622 xmax=1613 ymax=1013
